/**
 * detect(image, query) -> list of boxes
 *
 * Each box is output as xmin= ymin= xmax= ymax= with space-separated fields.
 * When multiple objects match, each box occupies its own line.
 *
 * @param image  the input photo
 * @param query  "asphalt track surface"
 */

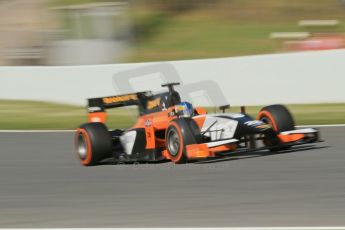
xmin=0 ymin=127 xmax=344 ymax=227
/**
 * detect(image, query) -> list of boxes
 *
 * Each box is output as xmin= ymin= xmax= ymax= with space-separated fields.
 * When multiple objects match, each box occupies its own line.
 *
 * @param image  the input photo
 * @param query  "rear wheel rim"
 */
xmin=77 ymin=133 xmax=88 ymax=160
xmin=167 ymin=129 xmax=180 ymax=156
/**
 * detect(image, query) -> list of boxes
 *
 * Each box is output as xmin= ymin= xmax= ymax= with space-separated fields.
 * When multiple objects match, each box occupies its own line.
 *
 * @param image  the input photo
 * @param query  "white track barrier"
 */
xmin=0 ymin=49 xmax=344 ymax=106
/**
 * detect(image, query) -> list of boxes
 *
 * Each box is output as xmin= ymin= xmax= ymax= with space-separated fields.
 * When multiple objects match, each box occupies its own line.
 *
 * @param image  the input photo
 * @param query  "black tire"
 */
xmin=75 ymin=122 xmax=112 ymax=166
xmin=258 ymin=104 xmax=295 ymax=151
xmin=258 ymin=104 xmax=295 ymax=133
xmin=165 ymin=118 xmax=201 ymax=164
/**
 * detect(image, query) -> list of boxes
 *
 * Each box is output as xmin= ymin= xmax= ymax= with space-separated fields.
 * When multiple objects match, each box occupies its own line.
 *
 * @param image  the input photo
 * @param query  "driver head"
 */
xmin=175 ymin=101 xmax=194 ymax=117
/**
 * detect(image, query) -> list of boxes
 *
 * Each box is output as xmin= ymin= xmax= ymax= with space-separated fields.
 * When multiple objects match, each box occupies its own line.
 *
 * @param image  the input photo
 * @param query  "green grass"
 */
xmin=0 ymin=100 xmax=137 ymax=130
xmin=128 ymin=0 xmax=345 ymax=62
xmin=50 ymin=0 xmax=112 ymax=6
xmin=130 ymin=22 xmax=301 ymax=62
xmin=0 ymin=100 xmax=344 ymax=130
xmin=226 ymin=104 xmax=345 ymax=125
xmin=130 ymin=16 xmax=345 ymax=62
xmin=48 ymin=0 xmax=345 ymax=62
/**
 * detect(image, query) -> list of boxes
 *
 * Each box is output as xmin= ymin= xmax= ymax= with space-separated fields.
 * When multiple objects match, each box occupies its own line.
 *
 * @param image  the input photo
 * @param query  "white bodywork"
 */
xmin=280 ymin=128 xmax=318 ymax=135
xmin=206 ymin=139 xmax=239 ymax=148
xmin=120 ymin=130 xmax=137 ymax=155
xmin=197 ymin=114 xmax=241 ymax=141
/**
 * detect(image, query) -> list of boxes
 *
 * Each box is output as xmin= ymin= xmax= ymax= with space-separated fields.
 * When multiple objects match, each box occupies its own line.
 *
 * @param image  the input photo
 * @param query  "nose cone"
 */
xmin=243 ymin=120 xmax=272 ymax=133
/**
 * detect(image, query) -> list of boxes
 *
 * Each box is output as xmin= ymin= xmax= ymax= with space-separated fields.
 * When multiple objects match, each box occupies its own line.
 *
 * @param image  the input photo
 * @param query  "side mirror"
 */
xmin=219 ymin=104 xmax=230 ymax=113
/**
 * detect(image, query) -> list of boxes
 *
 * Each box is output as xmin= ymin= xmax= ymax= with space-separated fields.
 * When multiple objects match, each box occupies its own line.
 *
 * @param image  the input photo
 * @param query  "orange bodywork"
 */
xmin=194 ymin=107 xmax=207 ymax=115
xmin=186 ymin=143 xmax=237 ymax=159
xmin=278 ymin=133 xmax=305 ymax=143
xmin=92 ymin=105 xmax=237 ymax=161
xmin=163 ymin=143 xmax=237 ymax=160
xmin=209 ymin=144 xmax=237 ymax=154
xmin=88 ymin=112 xmax=107 ymax=123
xmin=131 ymin=107 xmax=209 ymax=151
xmin=258 ymin=110 xmax=306 ymax=143
xmin=186 ymin=144 xmax=213 ymax=158
xmin=193 ymin=115 xmax=207 ymax=129
xmin=132 ymin=108 xmax=175 ymax=150
xmin=129 ymin=106 xmax=222 ymax=160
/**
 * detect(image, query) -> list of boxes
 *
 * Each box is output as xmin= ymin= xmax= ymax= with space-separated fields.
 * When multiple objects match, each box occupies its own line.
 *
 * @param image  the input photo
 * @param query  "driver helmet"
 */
xmin=175 ymin=101 xmax=194 ymax=117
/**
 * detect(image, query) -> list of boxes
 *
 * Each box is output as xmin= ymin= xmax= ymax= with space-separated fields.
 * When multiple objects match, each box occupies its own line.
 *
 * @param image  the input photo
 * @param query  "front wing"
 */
xmin=163 ymin=128 xmax=321 ymax=160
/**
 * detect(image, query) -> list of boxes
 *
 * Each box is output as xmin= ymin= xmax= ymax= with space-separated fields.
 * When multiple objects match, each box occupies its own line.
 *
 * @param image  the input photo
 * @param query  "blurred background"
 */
xmin=1 ymin=0 xmax=345 ymax=65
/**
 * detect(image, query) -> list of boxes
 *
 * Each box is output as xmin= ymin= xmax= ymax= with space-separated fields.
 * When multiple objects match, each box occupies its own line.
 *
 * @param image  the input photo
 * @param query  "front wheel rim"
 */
xmin=261 ymin=116 xmax=271 ymax=125
xmin=167 ymin=129 xmax=180 ymax=156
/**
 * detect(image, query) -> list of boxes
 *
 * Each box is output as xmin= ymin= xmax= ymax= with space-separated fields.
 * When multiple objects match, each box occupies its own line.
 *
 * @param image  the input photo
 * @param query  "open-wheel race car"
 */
xmin=74 ymin=83 xmax=321 ymax=165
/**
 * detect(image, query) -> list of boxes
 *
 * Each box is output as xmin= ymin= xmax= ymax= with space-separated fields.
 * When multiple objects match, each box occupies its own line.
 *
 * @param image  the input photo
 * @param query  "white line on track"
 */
xmin=0 ymin=130 xmax=74 ymax=133
xmin=3 ymin=228 xmax=345 ymax=230
xmin=208 ymin=228 xmax=345 ymax=230
xmin=297 ymin=124 xmax=345 ymax=128
xmin=0 ymin=124 xmax=345 ymax=133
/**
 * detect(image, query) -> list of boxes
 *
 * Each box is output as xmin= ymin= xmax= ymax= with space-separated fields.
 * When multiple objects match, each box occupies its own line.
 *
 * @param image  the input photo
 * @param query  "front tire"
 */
xmin=258 ymin=104 xmax=295 ymax=151
xmin=165 ymin=118 xmax=201 ymax=164
xmin=75 ymin=122 xmax=112 ymax=166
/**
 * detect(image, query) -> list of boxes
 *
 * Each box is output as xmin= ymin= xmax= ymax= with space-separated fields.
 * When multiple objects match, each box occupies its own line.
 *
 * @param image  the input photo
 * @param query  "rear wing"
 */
xmin=87 ymin=92 xmax=151 ymax=123
xmin=86 ymin=86 xmax=183 ymax=123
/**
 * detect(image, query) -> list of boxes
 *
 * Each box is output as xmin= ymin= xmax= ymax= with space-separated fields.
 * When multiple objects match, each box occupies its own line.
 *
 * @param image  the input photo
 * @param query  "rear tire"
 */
xmin=75 ymin=122 xmax=112 ymax=166
xmin=258 ymin=104 xmax=295 ymax=151
xmin=165 ymin=118 xmax=201 ymax=164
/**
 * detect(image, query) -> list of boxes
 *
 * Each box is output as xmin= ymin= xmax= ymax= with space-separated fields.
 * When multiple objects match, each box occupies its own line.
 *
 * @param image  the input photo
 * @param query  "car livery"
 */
xmin=74 ymin=83 xmax=321 ymax=165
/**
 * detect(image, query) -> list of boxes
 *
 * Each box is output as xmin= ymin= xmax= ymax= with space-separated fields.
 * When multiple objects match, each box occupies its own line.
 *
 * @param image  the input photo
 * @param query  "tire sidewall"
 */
xmin=165 ymin=118 xmax=201 ymax=163
xmin=75 ymin=122 xmax=112 ymax=166
xmin=166 ymin=121 xmax=185 ymax=163
xmin=258 ymin=104 xmax=295 ymax=133
xmin=258 ymin=104 xmax=295 ymax=151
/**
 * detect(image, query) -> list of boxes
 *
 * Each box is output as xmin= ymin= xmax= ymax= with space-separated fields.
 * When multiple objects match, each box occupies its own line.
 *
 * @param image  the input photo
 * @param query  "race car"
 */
xmin=74 ymin=83 xmax=320 ymax=166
